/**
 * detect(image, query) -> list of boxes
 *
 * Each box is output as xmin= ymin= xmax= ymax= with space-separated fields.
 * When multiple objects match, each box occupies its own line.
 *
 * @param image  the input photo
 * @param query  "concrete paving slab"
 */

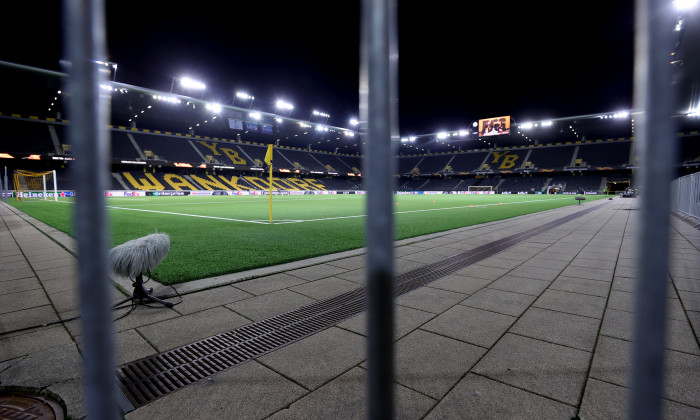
xmin=673 ymin=277 xmax=700 ymax=293
xmin=283 ymin=263 xmax=349 ymax=281
xmin=425 ymin=373 xmax=576 ymax=419
xmin=289 ymin=277 xmax=360 ymax=301
xmin=0 ymin=325 xmax=74 ymax=361
xmin=171 ymin=285 xmax=253 ymax=315
xmin=0 ymin=304 xmax=60 ymax=335
xmin=507 ymin=265 xmax=562 ymax=282
xmin=225 ymin=289 xmax=316 ymax=322
xmin=579 ymin=377 xmax=700 ymax=420
xmin=510 ymin=307 xmax=600 ymax=352
xmin=549 ymin=275 xmax=611 ymax=297
xmin=427 ymin=273 xmax=491 ymax=295
xmin=488 ymin=275 xmax=550 ymax=296
xmin=590 ymin=335 xmax=700 ymax=407
xmin=570 ymin=257 xmax=617 ymax=270
xmin=395 ymin=286 xmax=467 ymax=314
xmin=461 ymin=288 xmax=537 ymax=317
xmin=0 ymin=267 xmax=35 ymax=281
xmin=600 ymin=308 xmax=700 ymax=355
xmin=258 ymin=327 xmax=365 ymax=391
xmin=0 ymin=343 xmax=83 ymax=388
xmin=337 ymin=304 xmax=435 ymax=341
xmin=607 ymin=290 xmax=687 ymax=321
xmin=533 ymin=289 xmax=606 ymax=319
xmin=125 ymin=360 xmax=308 ymax=420
xmin=677 ymin=290 xmax=700 ymax=312
xmin=0 ymin=289 xmax=52 ymax=315
xmin=422 ymin=305 xmax=516 ymax=348
xmin=455 ymin=264 xmax=512 ymax=281
xmin=521 ymin=257 xmax=570 ymax=270
xmin=137 ymin=306 xmax=251 ymax=352
xmin=0 ymin=276 xmax=42 ymax=294
xmin=268 ymin=367 xmax=435 ymax=420
xmin=393 ymin=329 xmax=485 ymax=399
xmin=475 ymin=256 xmax=523 ymax=270
xmin=473 ymin=333 xmax=591 ymax=405
xmin=325 ymin=254 xmax=366 ymax=270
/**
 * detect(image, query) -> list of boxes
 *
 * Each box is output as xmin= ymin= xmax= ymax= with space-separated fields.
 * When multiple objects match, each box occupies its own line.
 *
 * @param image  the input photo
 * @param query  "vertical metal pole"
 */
xmin=42 ymin=173 xmax=47 ymax=200
xmin=361 ymin=0 xmax=397 ymax=418
xmin=3 ymin=166 xmax=7 ymax=203
xmin=629 ymin=0 xmax=677 ymax=419
xmin=64 ymin=0 xmax=119 ymax=419
xmin=53 ymin=169 xmax=58 ymax=202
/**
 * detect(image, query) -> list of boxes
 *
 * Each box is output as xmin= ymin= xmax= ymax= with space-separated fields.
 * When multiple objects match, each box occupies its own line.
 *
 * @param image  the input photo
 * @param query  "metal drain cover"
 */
xmin=0 ymin=392 xmax=64 ymax=420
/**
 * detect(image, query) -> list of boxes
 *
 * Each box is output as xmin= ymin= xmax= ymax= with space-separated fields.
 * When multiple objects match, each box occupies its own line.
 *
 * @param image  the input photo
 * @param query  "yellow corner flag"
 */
xmin=265 ymin=144 xmax=273 ymax=224
xmin=264 ymin=144 xmax=273 ymax=166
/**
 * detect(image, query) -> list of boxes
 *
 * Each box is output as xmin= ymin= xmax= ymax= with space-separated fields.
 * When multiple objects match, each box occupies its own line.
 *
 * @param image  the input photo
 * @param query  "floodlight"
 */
xmin=401 ymin=137 xmax=408 ymax=143
xmin=458 ymin=130 xmax=468 ymax=136
xmin=437 ymin=132 xmax=448 ymax=139
xmin=313 ymin=110 xmax=330 ymax=118
xmin=206 ymin=103 xmax=222 ymax=113
xmin=541 ymin=120 xmax=553 ymax=127
xmin=520 ymin=122 xmax=534 ymax=129
xmin=236 ymin=91 xmax=253 ymax=100
xmin=249 ymin=112 xmax=262 ymax=120
xmin=180 ymin=77 xmax=206 ymax=90
xmin=674 ymin=0 xmax=698 ymax=10
xmin=275 ymin=117 xmax=283 ymax=123
xmin=276 ymin=100 xmax=294 ymax=110
xmin=349 ymin=118 xmax=359 ymax=126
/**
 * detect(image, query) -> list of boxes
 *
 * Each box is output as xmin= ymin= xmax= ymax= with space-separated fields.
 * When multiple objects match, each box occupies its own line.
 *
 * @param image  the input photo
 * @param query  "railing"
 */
xmin=671 ymin=172 xmax=700 ymax=223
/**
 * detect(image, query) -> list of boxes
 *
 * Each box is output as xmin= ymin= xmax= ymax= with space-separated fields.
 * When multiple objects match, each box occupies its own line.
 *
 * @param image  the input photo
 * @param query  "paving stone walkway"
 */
xmin=1 ymin=198 xmax=699 ymax=419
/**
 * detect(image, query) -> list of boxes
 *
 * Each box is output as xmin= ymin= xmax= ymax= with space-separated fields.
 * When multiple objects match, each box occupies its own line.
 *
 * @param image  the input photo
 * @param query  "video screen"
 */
xmin=478 ymin=116 xmax=510 ymax=137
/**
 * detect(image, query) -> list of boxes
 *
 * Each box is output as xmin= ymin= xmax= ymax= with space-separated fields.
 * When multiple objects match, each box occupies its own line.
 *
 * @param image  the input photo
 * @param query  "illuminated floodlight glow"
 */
xmin=153 ymin=95 xmax=181 ymax=104
xmin=541 ymin=120 xmax=553 ymax=127
xmin=206 ymin=103 xmax=222 ymax=113
xmin=349 ymin=118 xmax=359 ymax=126
xmin=458 ymin=130 xmax=468 ymax=137
xmin=180 ymin=77 xmax=206 ymax=90
xmin=236 ymin=91 xmax=253 ymax=100
xmin=299 ymin=122 xmax=311 ymax=128
xmin=276 ymin=100 xmax=294 ymax=110
xmin=316 ymin=124 xmax=329 ymax=131
xmin=344 ymin=131 xmax=355 ymax=137
xmin=613 ymin=111 xmax=629 ymax=119
xmin=409 ymin=136 xmax=417 ymax=142
xmin=275 ymin=117 xmax=283 ymax=123
xmin=312 ymin=110 xmax=331 ymax=118
xmin=520 ymin=122 xmax=534 ymax=129
xmin=437 ymin=132 xmax=448 ymax=139
xmin=249 ymin=111 xmax=262 ymax=120
xmin=674 ymin=0 xmax=698 ymax=10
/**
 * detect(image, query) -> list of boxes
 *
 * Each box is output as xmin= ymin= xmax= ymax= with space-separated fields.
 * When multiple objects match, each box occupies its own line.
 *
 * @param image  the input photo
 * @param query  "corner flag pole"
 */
xmin=264 ymin=144 xmax=274 ymax=224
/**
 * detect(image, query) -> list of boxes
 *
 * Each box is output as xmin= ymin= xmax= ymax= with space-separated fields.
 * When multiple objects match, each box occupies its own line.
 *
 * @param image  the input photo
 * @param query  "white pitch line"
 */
xmin=105 ymin=196 xmax=338 ymax=207
xmin=105 ymin=205 xmax=270 ymax=224
xmin=91 ymin=195 xmax=578 ymax=226
xmin=272 ymin=196 xmax=576 ymax=224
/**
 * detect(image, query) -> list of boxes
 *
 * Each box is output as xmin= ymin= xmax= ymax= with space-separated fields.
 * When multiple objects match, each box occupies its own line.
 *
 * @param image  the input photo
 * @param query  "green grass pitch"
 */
xmin=9 ymin=193 xmax=608 ymax=283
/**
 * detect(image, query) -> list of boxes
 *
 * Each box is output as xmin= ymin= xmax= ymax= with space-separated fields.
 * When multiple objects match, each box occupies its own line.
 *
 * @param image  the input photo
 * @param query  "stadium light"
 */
xmin=520 ymin=122 xmax=534 ymax=129
xmin=249 ymin=111 xmax=262 ymax=120
xmin=234 ymin=91 xmax=255 ymax=108
xmin=458 ymin=130 xmax=468 ymax=137
xmin=349 ymin=118 xmax=359 ymax=126
xmin=180 ymin=77 xmax=206 ymax=90
xmin=276 ymin=99 xmax=294 ymax=116
xmin=206 ymin=103 xmax=222 ymax=114
xmin=437 ymin=132 xmax=448 ymax=139
xmin=674 ymin=0 xmax=698 ymax=10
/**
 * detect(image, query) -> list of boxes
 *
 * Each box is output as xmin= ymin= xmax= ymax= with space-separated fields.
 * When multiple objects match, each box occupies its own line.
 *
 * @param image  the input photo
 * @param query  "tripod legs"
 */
xmin=114 ymin=273 xmax=174 ymax=308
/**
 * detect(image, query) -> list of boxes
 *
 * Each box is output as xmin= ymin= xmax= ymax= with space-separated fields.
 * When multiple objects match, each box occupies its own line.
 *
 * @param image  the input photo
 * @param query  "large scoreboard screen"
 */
xmin=478 ymin=116 xmax=511 ymax=137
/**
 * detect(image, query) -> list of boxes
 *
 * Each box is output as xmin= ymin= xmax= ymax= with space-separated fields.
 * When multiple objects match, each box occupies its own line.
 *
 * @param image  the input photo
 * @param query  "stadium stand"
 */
xmin=497 ymin=176 xmax=549 ymax=193
xmin=526 ymin=146 xmax=576 ymax=170
xmin=444 ymin=151 xmax=489 ymax=172
xmin=1 ymin=118 xmax=60 ymax=157
xmin=573 ymin=141 xmax=631 ymax=168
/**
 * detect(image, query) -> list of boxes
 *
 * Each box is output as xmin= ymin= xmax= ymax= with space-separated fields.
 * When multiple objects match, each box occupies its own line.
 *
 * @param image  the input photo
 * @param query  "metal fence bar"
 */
xmin=671 ymin=172 xmax=700 ymax=220
xmin=64 ymin=0 xmax=120 ymax=418
xmin=360 ymin=0 xmax=397 ymax=418
xmin=629 ymin=0 xmax=678 ymax=418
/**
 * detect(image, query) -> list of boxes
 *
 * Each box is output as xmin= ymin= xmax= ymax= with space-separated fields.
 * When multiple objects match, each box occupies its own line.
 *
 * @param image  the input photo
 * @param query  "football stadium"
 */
xmin=1 ymin=2 xmax=700 ymax=419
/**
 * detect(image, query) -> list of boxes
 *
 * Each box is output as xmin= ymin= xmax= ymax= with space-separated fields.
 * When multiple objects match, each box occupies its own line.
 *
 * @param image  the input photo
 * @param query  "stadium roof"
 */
xmin=1 ymin=0 xmax=699 ymax=154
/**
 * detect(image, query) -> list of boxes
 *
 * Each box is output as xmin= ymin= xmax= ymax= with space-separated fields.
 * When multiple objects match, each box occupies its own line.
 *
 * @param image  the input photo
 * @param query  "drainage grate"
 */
xmin=117 ymin=201 xmax=607 ymax=409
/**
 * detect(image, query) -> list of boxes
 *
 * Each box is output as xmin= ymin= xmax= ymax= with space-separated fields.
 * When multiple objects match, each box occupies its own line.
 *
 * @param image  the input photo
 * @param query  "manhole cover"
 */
xmin=0 ymin=393 xmax=64 ymax=420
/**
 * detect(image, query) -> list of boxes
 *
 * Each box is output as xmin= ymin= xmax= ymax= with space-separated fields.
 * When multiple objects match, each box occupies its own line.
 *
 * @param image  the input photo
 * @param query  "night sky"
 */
xmin=2 ymin=1 xmax=635 ymax=135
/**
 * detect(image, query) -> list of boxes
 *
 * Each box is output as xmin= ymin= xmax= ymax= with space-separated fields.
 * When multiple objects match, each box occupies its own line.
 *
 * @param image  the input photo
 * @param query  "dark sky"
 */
xmin=2 ymin=1 xmax=635 ymax=135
